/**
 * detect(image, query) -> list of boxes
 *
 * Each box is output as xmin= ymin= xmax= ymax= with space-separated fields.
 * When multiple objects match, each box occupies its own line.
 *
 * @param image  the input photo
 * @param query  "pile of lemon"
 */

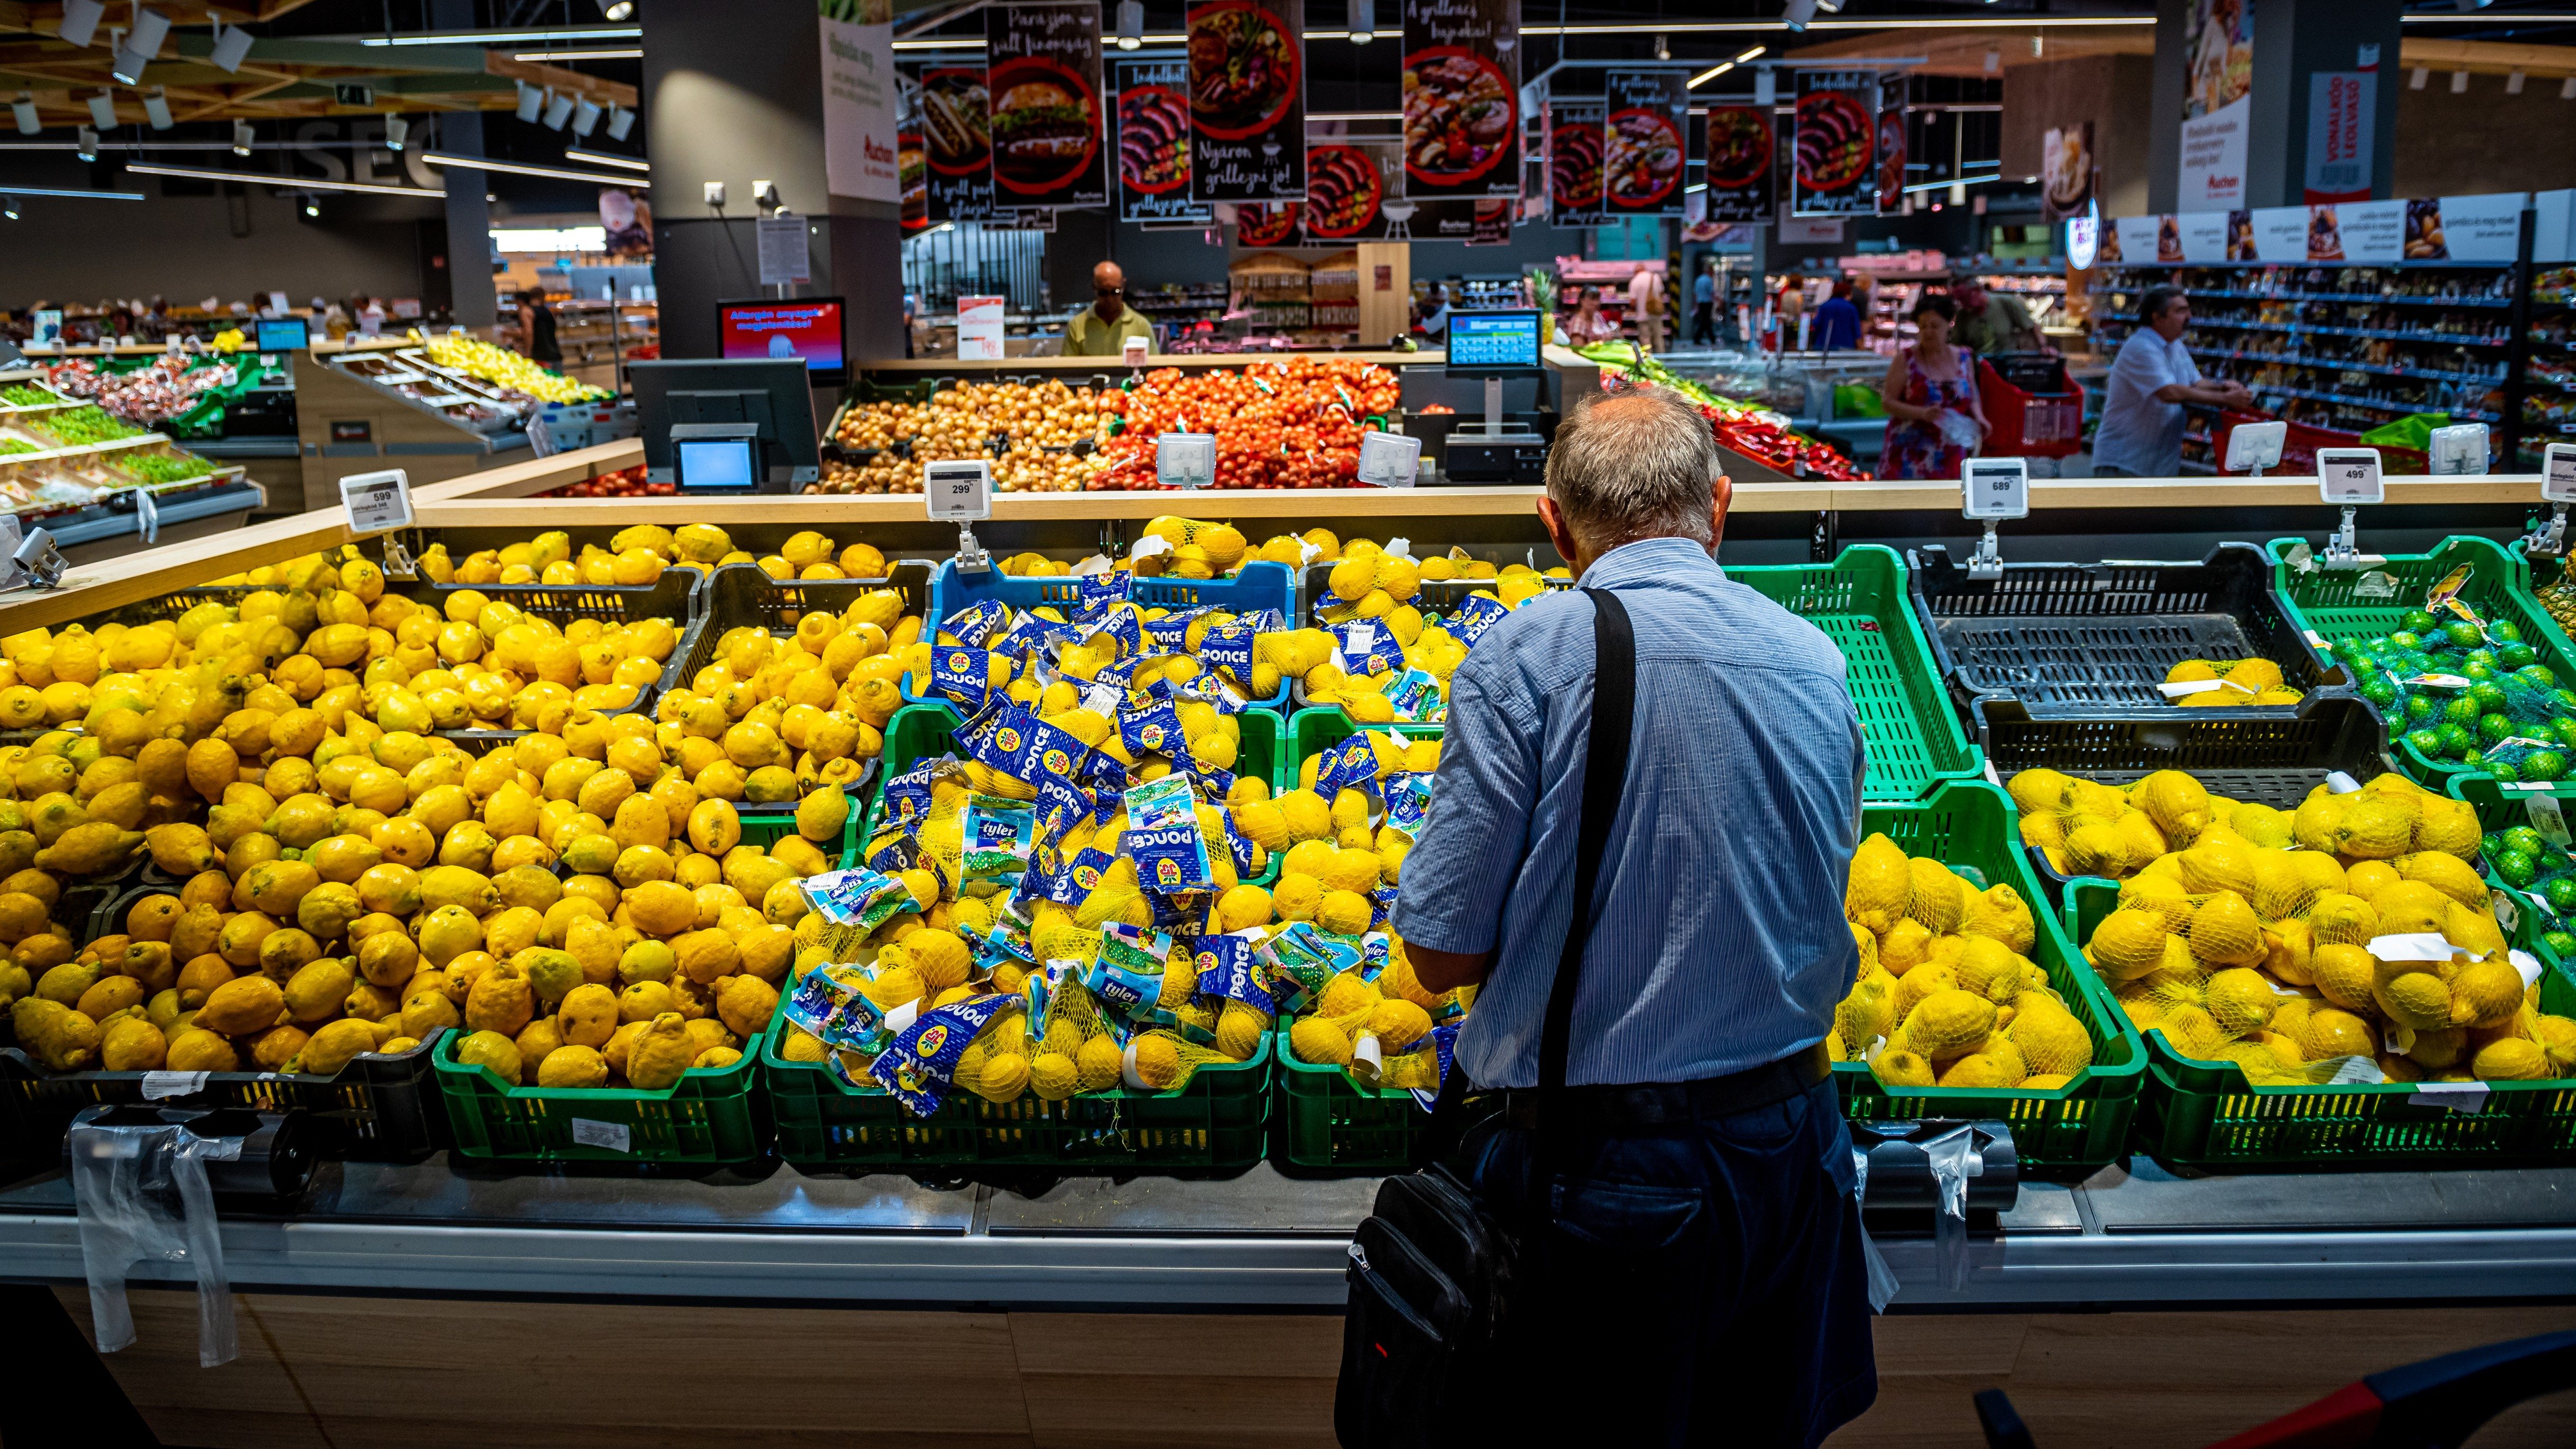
xmin=2011 ymin=766 xmax=2576 ymax=1087
xmin=2162 ymin=657 xmax=2303 ymax=708
xmin=421 ymin=525 xmax=898 ymax=591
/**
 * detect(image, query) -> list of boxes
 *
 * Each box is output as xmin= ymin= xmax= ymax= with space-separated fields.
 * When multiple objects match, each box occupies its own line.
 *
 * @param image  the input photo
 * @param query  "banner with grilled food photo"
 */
xmin=1300 ymin=142 xmax=1391 ymax=239
xmin=894 ymin=71 xmax=929 ymax=233
xmin=919 ymin=63 xmax=997 ymax=220
xmin=1791 ymin=69 xmax=1879 ymax=218
xmin=1603 ymin=70 xmax=1686 ymax=217
xmin=1874 ymin=99 xmax=1908 ymax=215
xmin=1700 ymin=103 xmax=1773 ymax=224
xmin=1185 ymin=0 xmax=1306 ymax=203
xmin=1402 ymin=0 xmax=1521 ymax=200
xmin=1547 ymin=99 xmax=1607 ymax=229
xmin=1117 ymin=58 xmax=1212 ymax=222
xmin=985 ymin=1 xmax=1107 ymax=210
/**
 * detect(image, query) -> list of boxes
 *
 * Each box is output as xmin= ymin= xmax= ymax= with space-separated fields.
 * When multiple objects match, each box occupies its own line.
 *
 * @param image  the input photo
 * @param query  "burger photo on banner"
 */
xmin=1302 ymin=144 xmax=1386 ymax=239
xmin=1401 ymin=0 xmax=1520 ymax=199
xmin=1548 ymin=100 xmax=1607 ymax=229
xmin=1701 ymin=103 xmax=1773 ymax=224
xmin=986 ymin=1 xmax=1107 ymax=209
xmin=922 ymin=65 xmax=996 ymax=220
xmin=1791 ymin=69 xmax=1879 ymax=217
xmin=1235 ymin=200 xmax=1301 ymax=246
xmin=1603 ymin=70 xmax=1686 ymax=217
xmin=1186 ymin=0 xmax=1306 ymax=202
xmin=898 ymin=112 xmax=929 ymax=232
xmin=1117 ymin=58 xmax=1211 ymax=222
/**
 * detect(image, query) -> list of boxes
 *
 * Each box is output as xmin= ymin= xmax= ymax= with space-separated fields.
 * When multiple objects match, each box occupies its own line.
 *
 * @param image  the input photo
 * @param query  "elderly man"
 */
xmin=1389 ymin=385 xmax=1879 ymax=1446
xmin=1949 ymin=276 xmax=2043 ymax=356
xmin=1062 ymin=260 xmax=1153 ymax=357
xmin=2092 ymin=285 xmax=2254 ymax=477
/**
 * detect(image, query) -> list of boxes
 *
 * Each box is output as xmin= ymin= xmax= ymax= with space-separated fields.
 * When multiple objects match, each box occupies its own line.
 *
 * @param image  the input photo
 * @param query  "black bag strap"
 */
xmin=1534 ymin=588 xmax=1636 ymax=1146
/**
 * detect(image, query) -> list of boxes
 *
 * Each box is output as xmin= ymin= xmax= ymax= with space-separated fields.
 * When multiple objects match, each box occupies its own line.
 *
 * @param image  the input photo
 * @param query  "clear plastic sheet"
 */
xmin=68 ymin=1119 xmax=240 ymax=1368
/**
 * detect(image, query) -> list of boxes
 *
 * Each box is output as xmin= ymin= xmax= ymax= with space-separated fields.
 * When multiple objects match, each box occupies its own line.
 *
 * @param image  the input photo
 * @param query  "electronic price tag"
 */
xmin=2545 ymin=443 xmax=2576 ymax=505
xmin=2317 ymin=448 xmax=2384 ymax=505
xmin=338 ymin=469 xmax=413 ymax=534
xmin=2223 ymin=420 xmax=2287 ymax=476
xmin=923 ymin=459 xmax=994 ymax=522
xmin=1356 ymin=430 xmax=1422 ymax=488
xmin=1961 ymin=457 xmax=2028 ymax=520
xmin=1155 ymin=433 xmax=1216 ymax=490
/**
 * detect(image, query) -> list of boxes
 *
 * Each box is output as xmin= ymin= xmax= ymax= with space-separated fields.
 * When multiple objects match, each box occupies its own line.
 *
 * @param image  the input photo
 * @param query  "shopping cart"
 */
xmin=1975 ymin=352 xmax=2087 ymax=459
xmin=2210 ymin=408 xmax=2429 ymax=476
xmin=1974 ymin=1330 xmax=2576 ymax=1448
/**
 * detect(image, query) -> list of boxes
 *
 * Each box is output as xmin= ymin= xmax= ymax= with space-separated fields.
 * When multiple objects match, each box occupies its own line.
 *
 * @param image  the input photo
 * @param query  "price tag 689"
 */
xmin=337 ymin=468 xmax=414 ymax=535
xmin=923 ymin=459 xmax=993 ymax=522
xmin=2544 ymin=443 xmax=2576 ymax=505
xmin=1961 ymin=457 xmax=2028 ymax=520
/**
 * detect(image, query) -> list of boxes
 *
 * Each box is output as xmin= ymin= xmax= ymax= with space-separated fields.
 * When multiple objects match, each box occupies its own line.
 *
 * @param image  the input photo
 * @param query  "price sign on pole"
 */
xmin=1156 ymin=433 xmax=1216 ymax=489
xmin=1962 ymin=457 xmax=2029 ymax=520
xmin=1356 ymin=430 xmax=1422 ymax=488
xmin=2545 ymin=443 xmax=2576 ymax=504
xmin=923 ymin=459 xmax=994 ymax=521
xmin=131 ymin=487 xmax=159 ymax=545
xmin=2317 ymin=448 xmax=2384 ymax=505
xmin=337 ymin=468 xmax=413 ymax=534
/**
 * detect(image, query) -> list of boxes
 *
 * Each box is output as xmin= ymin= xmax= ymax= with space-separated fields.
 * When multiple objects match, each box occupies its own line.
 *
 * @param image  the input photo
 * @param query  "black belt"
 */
xmin=1495 ymin=1042 xmax=1833 ymax=1134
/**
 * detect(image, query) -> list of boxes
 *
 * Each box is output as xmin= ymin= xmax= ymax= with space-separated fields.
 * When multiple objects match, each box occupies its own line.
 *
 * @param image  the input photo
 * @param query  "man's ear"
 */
xmin=1711 ymin=475 xmax=1733 ymax=553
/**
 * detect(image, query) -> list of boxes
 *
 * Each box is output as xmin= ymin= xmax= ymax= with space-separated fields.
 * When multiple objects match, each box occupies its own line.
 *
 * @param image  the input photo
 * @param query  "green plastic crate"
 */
xmin=2064 ymin=876 xmax=2576 ymax=1173
xmin=734 ymin=799 xmax=864 ymax=870
xmin=2267 ymin=534 xmax=2574 ymax=789
xmin=1734 ymin=545 xmax=1985 ymax=804
xmin=2448 ymin=772 xmax=2576 ymax=976
xmin=1287 ymin=706 xmax=1442 ymax=775
xmin=432 ymin=1024 xmax=768 ymax=1168
xmin=1839 ymin=781 xmax=2147 ymax=1178
xmin=758 ymin=1004 xmax=1271 ymax=1171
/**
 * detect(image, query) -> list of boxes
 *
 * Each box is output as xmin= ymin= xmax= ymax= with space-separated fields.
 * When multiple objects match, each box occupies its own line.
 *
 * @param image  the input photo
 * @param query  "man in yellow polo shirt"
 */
xmin=1062 ymin=261 xmax=1155 ymax=357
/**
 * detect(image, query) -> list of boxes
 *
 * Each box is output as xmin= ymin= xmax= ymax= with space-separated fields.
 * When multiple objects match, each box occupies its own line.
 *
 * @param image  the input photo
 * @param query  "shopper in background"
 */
xmin=515 ymin=289 xmax=561 ymax=368
xmin=1395 ymin=384 xmax=1878 ymax=1446
xmin=2092 ymin=285 xmax=2253 ymax=477
xmin=1418 ymin=281 xmax=1453 ymax=342
xmin=1562 ymin=286 xmax=1617 ymax=345
xmin=1949 ymin=276 xmax=2045 ymax=356
xmin=1627 ymin=265 xmax=1664 ymax=352
xmin=1771 ymin=281 xmax=1804 ymax=353
xmin=1811 ymin=279 xmax=1863 ymax=352
xmin=1063 ymin=260 xmax=1153 ymax=357
xmin=1691 ymin=260 xmax=1717 ymax=346
xmin=1877 ymin=293 xmax=1988 ymax=480
xmin=356 ymin=295 xmax=388 ymax=338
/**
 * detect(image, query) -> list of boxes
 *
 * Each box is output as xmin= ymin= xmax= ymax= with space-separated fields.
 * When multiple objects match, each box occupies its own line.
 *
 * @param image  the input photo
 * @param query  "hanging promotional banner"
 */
xmin=2304 ymin=70 xmax=2374 ymax=204
xmin=2042 ymin=121 xmax=2093 ymax=223
xmin=1875 ymin=99 xmax=1908 ymax=215
xmin=1468 ymin=197 xmax=1513 ymax=244
xmin=1700 ymin=104 xmax=1773 ymax=224
xmin=1791 ymin=70 xmax=1880 ymax=217
xmin=986 ymin=1 xmax=1107 ymax=210
xmin=1547 ymin=99 xmax=1607 ymax=228
xmin=2178 ymin=0 xmax=2254 ymax=213
xmin=1401 ymin=0 xmax=1522 ymax=200
xmin=918 ymin=63 xmax=997 ymax=220
xmin=1303 ymin=143 xmax=1386 ymax=239
xmin=1186 ymin=0 xmax=1306 ymax=203
xmin=2233 ymin=205 xmax=2308 ymax=261
xmin=2415 ymin=193 xmax=2527 ymax=261
xmin=820 ymin=0 xmax=902 ymax=203
xmin=1234 ymin=201 xmax=1300 ymax=246
xmin=1602 ymin=70 xmax=1687 ymax=217
xmin=1117 ymin=58 xmax=1210 ymax=223
xmin=895 ymin=84 xmax=929 ymax=234
xmin=2093 ymin=211 xmax=2122 ymax=263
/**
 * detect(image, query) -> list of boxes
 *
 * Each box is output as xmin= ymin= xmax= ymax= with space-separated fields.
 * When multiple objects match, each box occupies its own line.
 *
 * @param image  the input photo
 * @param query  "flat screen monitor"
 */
xmin=628 ymin=358 xmax=821 ymax=488
xmin=674 ymin=435 xmax=762 ymax=492
xmin=717 ymin=297 xmax=846 ymax=385
xmin=255 ymin=317 xmax=309 ymax=352
xmin=1443 ymin=309 xmax=1545 ymax=379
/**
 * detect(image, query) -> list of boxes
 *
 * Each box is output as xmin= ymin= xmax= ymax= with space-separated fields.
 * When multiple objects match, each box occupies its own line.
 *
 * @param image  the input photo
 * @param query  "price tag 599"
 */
xmin=923 ymin=459 xmax=994 ymax=522
xmin=2317 ymin=448 xmax=2384 ymax=505
xmin=338 ymin=468 xmax=414 ymax=535
xmin=2544 ymin=443 xmax=2576 ymax=505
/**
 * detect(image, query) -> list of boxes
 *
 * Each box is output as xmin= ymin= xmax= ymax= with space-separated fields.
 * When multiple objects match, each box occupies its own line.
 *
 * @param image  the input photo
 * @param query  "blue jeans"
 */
xmin=1457 ymin=1079 xmax=1878 ymax=1447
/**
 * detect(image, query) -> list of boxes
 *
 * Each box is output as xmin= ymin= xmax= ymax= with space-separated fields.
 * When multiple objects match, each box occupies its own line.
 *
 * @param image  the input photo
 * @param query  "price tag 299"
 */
xmin=2317 ymin=448 xmax=2384 ymax=505
xmin=923 ymin=459 xmax=993 ymax=521
xmin=338 ymin=468 xmax=413 ymax=535
xmin=1155 ymin=432 xmax=1216 ymax=490
xmin=1962 ymin=457 xmax=2029 ymax=520
xmin=1355 ymin=430 xmax=1422 ymax=488
xmin=2544 ymin=443 xmax=2576 ymax=505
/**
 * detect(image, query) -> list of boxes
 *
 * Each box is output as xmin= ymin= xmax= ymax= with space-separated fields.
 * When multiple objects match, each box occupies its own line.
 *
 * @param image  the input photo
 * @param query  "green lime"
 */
xmin=2491 ymin=761 xmax=2522 ymax=782
xmin=2547 ymin=930 xmax=2576 ymax=957
xmin=2403 ymin=609 xmax=2440 ymax=634
xmin=2466 ymin=660 xmax=2499 ymax=682
xmin=2480 ymin=711 xmax=2516 ymax=744
xmin=2439 ymin=723 xmax=2477 ymax=757
xmin=2506 ymin=826 xmax=2548 ymax=857
xmin=2503 ymin=643 xmax=2540 ymax=671
xmin=2469 ymin=648 xmax=2500 ymax=670
xmin=2524 ymin=665 xmax=2559 ymax=690
xmin=2498 ymin=848 xmax=2541 ymax=888
xmin=2526 ymin=750 xmax=2568 ymax=782
xmin=2406 ymin=727 xmax=2445 ymax=759
xmin=2545 ymin=877 xmax=2576 ymax=916
xmin=2406 ymin=694 xmax=2437 ymax=722
xmin=2495 ymin=619 xmax=2525 ymax=644
xmin=2447 ymin=697 xmax=2484 ymax=726
xmin=2471 ymin=683 xmax=2508 ymax=714
xmin=2362 ymin=679 xmax=2398 ymax=708
xmin=2389 ymin=630 xmax=2424 ymax=651
xmin=2447 ymin=620 xmax=2486 ymax=647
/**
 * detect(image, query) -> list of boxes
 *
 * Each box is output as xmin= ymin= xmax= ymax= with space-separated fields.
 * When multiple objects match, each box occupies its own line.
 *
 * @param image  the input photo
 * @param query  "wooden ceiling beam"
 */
xmin=482 ymin=53 xmax=636 ymax=108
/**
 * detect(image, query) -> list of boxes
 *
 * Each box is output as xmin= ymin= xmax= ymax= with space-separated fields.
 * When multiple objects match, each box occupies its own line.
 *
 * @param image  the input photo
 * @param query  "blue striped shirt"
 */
xmin=1391 ymin=537 xmax=1867 ymax=1089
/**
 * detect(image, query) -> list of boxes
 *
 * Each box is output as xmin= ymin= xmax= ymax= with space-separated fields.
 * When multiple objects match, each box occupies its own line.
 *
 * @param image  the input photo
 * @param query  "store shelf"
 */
xmin=2105 ymin=317 xmax=2512 ymax=349
xmin=2187 ymin=348 xmax=2506 ymax=387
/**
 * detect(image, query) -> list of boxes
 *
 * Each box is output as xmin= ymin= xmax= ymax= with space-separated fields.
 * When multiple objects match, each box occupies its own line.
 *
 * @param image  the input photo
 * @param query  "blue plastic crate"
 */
xmin=913 ymin=558 xmax=1295 ymax=709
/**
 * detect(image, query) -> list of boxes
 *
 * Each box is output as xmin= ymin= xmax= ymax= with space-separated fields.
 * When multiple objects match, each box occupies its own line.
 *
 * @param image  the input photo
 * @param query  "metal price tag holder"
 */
xmin=1960 ymin=456 xmax=2027 ymax=581
xmin=2524 ymin=443 xmax=2576 ymax=559
xmin=2315 ymin=447 xmax=2384 ymax=570
xmin=7 ymin=518 xmax=68 ymax=590
xmin=924 ymin=458 xmax=995 ymax=572
xmin=2224 ymin=419 xmax=2287 ymax=479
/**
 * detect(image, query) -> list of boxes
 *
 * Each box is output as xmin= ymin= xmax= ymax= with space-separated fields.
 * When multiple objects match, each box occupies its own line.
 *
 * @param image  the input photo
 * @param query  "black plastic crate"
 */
xmin=1909 ymin=542 xmax=2349 ymax=719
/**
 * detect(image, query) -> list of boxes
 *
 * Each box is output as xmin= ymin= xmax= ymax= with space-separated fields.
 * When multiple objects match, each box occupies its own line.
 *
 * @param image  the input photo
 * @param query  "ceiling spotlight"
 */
xmin=11 ymin=93 xmax=35 ymax=136
xmin=2510 ymin=70 xmax=2528 ymax=94
xmin=77 ymin=127 xmax=98 ymax=162
xmin=604 ymin=103 xmax=635 ymax=141
xmin=2564 ymin=76 xmax=2576 ymax=99
xmin=1654 ymin=34 xmax=1669 ymax=61
xmin=2411 ymin=67 xmax=2430 ymax=89
xmin=87 ymin=91 xmax=117 ymax=130
xmin=515 ymin=80 xmax=544 ymax=123
xmin=1348 ymin=0 xmax=1374 ymax=44
xmin=2 ymin=196 xmax=16 ymax=221
xmin=57 ymin=0 xmax=106 ymax=49
xmin=110 ymin=6 xmax=171 ymax=84
xmin=1782 ymin=0 xmax=1818 ymax=30
xmin=386 ymin=115 xmax=409 ymax=150
xmin=542 ymin=90 xmax=577 ymax=130
xmin=304 ymin=194 xmax=320 ymax=217
xmin=143 ymin=87 xmax=172 ymax=130
xmin=572 ymin=98 xmax=602 ymax=136
xmin=1116 ymin=0 xmax=1143 ymax=50
xmin=207 ymin=20 xmax=254 ymax=74
xmin=233 ymin=119 xmax=254 ymax=156
xmin=2452 ymin=70 xmax=2470 ymax=93
xmin=600 ymin=0 xmax=635 ymax=17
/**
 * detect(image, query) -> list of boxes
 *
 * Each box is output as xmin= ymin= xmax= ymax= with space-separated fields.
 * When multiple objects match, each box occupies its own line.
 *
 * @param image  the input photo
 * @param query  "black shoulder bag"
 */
xmin=1333 ymin=589 xmax=1636 ymax=1449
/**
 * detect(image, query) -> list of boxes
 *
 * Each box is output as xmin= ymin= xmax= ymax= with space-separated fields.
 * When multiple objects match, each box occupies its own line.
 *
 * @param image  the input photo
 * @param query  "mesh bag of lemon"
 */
xmin=1297 ymin=541 xmax=1570 ymax=723
xmin=417 ymin=523 xmax=895 ymax=590
xmin=2012 ymin=765 xmax=2576 ymax=1088
xmin=2161 ymin=657 xmax=2304 ymax=708
xmin=905 ymin=562 xmax=1292 ymax=717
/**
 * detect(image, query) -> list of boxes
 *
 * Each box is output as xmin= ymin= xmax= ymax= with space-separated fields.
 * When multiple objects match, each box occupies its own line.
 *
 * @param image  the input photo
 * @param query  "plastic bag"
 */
xmin=69 ymin=1119 xmax=240 ymax=1368
xmin=2358 ymin=411 xmax=2449 ymax=450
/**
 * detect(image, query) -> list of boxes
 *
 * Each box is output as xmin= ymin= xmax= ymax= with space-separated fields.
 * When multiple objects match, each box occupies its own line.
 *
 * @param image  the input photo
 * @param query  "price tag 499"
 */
xmin=2544 ymin=443 xmax=2576 ymax=505
xmin=2316 ymin=448 xmax=2384 ymax=505
xmin=338 ymin=468 xmax=414 ymax=535
xmin=923 ymin=459 xmax=994 ymax=521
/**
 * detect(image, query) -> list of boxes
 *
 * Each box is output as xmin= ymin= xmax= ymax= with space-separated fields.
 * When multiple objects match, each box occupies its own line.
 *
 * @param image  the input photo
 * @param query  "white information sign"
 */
xmin=756 ymin=213 xmax=812 ymax=285
xmin=957 ymin=295 xmax=1006 ymax=362
xmin=2545 ymin=443 xmax=2576 ymax=505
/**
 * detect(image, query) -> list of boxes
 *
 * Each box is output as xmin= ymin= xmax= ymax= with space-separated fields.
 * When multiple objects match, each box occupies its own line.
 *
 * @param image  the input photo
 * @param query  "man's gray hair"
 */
xmin=1544 ymin=385 xmax=1720 ymax=553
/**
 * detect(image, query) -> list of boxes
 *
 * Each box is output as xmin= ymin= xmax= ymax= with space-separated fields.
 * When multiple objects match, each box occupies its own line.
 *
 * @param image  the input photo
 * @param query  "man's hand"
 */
xmin=1410 ymin=943 xmax=1494 ymax=994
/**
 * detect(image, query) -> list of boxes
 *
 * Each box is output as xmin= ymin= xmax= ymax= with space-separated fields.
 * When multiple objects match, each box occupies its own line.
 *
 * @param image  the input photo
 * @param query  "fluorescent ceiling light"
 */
xmin=1688 ymin=62 xmax=1736 ymax=88
xmin=490 ymin=224 xmax=607 ymax=252
xmin=422 ymin=150 xmax=643 ymax=186
xmin=512 ymin=48 xmax=644 ymax=60
xmin=565 ymin=146 xmax=650 ymax=171
xmin=1736 ymin=45 xmax=1767 ymax=62
xmin=2404 ymin=11 xmax=2576 ymax=20
xmin=125 ymin=162 xmax=446 ymax=197
xmin=1904 ymin=173 xmax=2005 ymax=194
xmin=361 ymin=27 xmax=640 ymax=46
xmin=0 ymin=184 xmax=142 ymax=200
xmin=1522 ymin=16 xmax=2149 ymax=33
